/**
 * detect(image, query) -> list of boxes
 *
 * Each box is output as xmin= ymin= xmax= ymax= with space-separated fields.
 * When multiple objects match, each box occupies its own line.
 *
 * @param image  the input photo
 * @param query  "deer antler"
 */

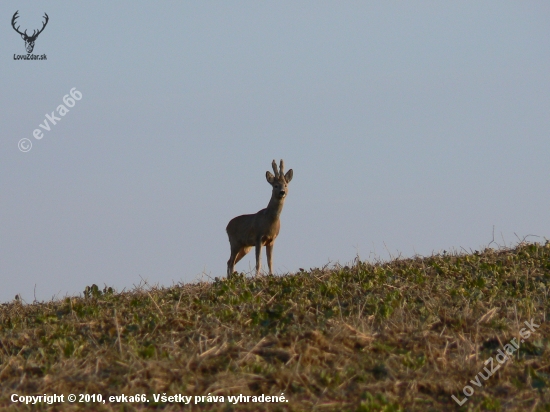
xmin=279 ymin=160 xmax=285 ymax=178
xmin=32 ymin=13 xmax=49 ymax=39
xmin=272 ymin=160 xmax=279 ymax=178
xmin=11 ymin=11 xmax=49 ymax=40
xmin=11 ymin=11 xmax=26 ymax=37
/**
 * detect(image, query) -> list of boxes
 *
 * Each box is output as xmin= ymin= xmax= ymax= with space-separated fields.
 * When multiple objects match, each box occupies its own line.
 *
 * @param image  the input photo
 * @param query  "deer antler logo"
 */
xmin=11 ymin=11 xmax=49 ymax=54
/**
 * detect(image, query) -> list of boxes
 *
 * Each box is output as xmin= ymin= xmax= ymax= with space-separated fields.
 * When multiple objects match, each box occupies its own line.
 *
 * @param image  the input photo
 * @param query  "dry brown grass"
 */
xmin=0 ymin=242 xmax=549 ymax=411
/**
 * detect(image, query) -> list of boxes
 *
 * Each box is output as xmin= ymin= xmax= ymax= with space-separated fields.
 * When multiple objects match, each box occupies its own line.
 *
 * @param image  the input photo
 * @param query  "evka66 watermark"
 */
xmin=11 ymin=10 xmax=48 ymax=60
xmin=18 ymin=88 xmax=83 ymax=153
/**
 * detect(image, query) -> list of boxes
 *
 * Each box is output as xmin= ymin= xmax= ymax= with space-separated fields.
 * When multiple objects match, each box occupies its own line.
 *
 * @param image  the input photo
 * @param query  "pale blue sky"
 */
xmin=1 ymin=2 xmax=549 ymax=302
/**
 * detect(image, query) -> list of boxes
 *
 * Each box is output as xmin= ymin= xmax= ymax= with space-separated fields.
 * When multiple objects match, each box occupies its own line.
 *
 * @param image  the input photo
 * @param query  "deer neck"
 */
xmin=265 ymin=196 xmax=285 ymax=220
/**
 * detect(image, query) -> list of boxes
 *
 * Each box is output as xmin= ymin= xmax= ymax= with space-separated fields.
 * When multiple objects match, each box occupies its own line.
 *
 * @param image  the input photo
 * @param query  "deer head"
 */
xmin=266 ymin=159 xmax=293 ymax=201
xmin=12 ymin=11 xmax=49 ymax=54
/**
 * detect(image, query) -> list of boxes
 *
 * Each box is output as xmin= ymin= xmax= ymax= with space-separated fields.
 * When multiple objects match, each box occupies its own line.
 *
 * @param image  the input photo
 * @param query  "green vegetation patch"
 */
xmin=1 ymin=242 xmax=549 ymax=411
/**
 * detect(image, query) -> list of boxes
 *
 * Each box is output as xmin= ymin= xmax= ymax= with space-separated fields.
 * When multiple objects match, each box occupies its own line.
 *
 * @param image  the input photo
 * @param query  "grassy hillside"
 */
xmin=1 ymin=242 xmax=549 ymax=411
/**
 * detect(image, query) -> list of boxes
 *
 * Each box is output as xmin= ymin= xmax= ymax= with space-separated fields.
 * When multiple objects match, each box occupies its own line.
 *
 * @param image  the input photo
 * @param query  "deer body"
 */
xmin=226 ymin=160 xmax=293 ymax=277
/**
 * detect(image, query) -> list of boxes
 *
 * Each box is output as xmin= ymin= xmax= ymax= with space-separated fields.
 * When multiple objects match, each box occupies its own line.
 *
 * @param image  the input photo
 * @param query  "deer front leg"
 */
xmin=266 ymin=242 xmax=274 ymax=275
xmin=255 ymin=240 xmax=263 ymax=276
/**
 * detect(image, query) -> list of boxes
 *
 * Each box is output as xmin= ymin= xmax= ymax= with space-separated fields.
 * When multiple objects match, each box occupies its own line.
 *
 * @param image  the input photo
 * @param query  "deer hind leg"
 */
xmin=227 ymin=242 xmax=241 ymax=278
xmin=266 ymin=242 xmax=274 ymax=275
xmin=234 ymin=246 xmax=252 ymax=265
xmin=227 ymin=244 xmax=252 ymax=278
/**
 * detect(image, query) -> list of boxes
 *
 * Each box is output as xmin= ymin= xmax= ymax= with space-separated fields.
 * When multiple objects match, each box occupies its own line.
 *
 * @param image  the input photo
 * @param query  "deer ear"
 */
xmin=266 ymin=171 xmax=275 ymax=184
xmin=284 ymin=169 xmax=293 ymax=183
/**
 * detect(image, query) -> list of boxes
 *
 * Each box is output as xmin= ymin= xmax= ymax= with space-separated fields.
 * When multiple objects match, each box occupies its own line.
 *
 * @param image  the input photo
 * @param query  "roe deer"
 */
xmin=226 ymin=159 xmax=293 ymax=278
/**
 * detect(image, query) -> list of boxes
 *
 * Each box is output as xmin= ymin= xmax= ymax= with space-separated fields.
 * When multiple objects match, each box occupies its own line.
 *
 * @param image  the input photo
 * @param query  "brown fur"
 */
xmin=226 ymin=160 xmax=293 ymax=277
